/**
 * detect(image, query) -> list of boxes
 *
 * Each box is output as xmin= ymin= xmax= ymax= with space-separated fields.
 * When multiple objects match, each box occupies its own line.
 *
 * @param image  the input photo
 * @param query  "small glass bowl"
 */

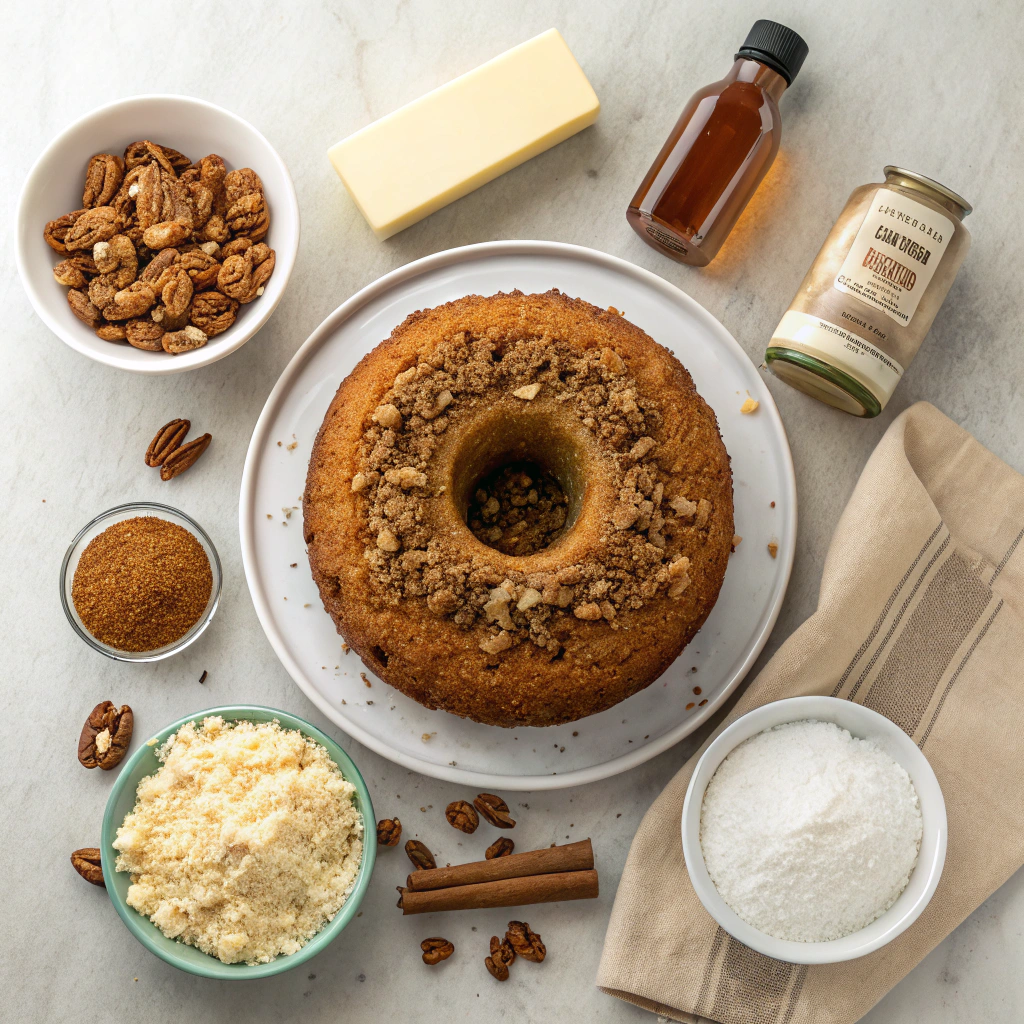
xmin=60 ymin=502 xmax=222 ymax=662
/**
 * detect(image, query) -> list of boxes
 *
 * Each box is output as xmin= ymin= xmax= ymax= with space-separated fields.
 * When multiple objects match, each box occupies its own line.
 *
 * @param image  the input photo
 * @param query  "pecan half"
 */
xmin=44 ymin=210 xmax=86 ymax=253
xmin=160 ymin=267 xmax=194 ymax=321
xmin=92 ymin=234 xmax=137 ymax=289
xmin=139 ymin=247 xmax=179 ymax=286
xmin=226 ymin=191 xmax=269 ymax=243
xmin=474 ymin=793 xmax=516 ymax=829
xmin=405 ymin=839 xmax=436 ymax=871
xmin=176 ymin=250 xmax=220 ymax=291
xmin=160 ymin=432 xmax=211 ymax=478
xmin=376 ymin=817 xmax=402 ymax=846
xmin=53 ymin=255 xmax=97 ymax=289
xmin=485 ymin=936 xmax=516 ymax=981
xmin=78 ymin=701 xmax=133 ymax=770
xmin=485 ymin=837 xmax=515 ymax=859
xmin=135 ymin=163 xmax=165 ymax=230
xmin=87 ymin=275 xmax=118 ymax=312
xmin=125 ymin=318 xmax=165 ymax=351
xmin=96 ymin=323 xmax=126 ymax=342
xmin=83 ymin=154 xmax=125 ymax=208
xmin=71 ymin=848 xmax=105 ymax=886
xmin=506 ymin=921 xmax=545 ymax=962
xmin=445 ymin=800 xmax=479 ymax=834
xmin=198 ymin=213 xmax=230 ymax=244
xmin=103 ymin=281 xmax=156 ymax=321
xmin=161 ymin=326 xmax=208 ymax=355
xmin=421 ymin=938 xmax=455 ymax=965
xmin=124 ymin=140 xmax=190 ymax=174
xmin=63 ymin=206 xmax=118 ymax=251
xmin=146 ymin=418 xmax=190 ymax=467
xmin=224 ymin=167 xmax=264 ymax=205
xmin=217 ymin=251 xmax=254 ymax=302
xmin=67 ymin=288 xmax=102 ymax=328
xmin=190 ymin=291 xmax=238 ymax=337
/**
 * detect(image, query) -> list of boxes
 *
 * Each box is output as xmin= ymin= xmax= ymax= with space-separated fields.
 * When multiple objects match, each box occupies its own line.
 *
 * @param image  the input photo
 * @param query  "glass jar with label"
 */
xmin=765 ymin=167 xmax=972 ymax=417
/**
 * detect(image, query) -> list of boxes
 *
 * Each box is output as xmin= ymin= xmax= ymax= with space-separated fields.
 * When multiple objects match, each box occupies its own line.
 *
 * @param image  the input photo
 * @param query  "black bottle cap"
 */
xmin=736 ymin=20 xmax=808 ymax=84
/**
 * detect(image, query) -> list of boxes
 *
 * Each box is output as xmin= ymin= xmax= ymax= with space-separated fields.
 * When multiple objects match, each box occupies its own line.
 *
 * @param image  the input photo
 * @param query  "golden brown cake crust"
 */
xmin=303 ymin=290 xmax=733 ymax=728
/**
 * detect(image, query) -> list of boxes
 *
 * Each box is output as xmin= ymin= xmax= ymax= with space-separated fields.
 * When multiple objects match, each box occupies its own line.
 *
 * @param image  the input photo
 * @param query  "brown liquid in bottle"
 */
xmin=627 ymin=22 xmax=807 ymax=267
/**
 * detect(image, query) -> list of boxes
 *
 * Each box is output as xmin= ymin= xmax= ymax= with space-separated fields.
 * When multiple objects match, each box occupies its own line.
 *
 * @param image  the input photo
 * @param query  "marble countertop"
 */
xmin=3 ymin=1 xmax=1022 ymax=1021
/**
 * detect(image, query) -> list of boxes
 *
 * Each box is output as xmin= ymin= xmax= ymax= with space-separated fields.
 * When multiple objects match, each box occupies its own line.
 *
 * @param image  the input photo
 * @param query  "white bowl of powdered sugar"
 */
xmin=681 ymin=696 xmax=946 ymax=964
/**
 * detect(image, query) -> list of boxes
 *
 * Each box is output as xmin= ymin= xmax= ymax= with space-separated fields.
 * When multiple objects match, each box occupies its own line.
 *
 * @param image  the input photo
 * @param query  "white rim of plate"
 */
xmin=15 ymin=93 xmax=300 ymax=375
xmin=239 ymin=240 xmax=797 ymax=789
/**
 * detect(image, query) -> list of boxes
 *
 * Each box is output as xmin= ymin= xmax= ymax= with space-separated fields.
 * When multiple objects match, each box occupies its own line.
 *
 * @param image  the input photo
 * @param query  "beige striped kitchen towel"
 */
xmin=597 ymin=401 xmax=1024 ymax=1024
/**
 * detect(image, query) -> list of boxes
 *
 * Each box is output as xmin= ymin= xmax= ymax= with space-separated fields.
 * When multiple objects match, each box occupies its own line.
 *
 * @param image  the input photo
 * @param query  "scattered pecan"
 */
xmin=485 ymin=936 xmax=516 ymax=981
xmin=421 ymin=938 xmax=455 ymax=965
xmin=161 ymin=326 xmax=208 ymax=355
xmin=52 ymin=255 xmax=97 ymax=289
xmin=125 ymin=318 xmax=165 ymax=351
xmin=83 ymin=154 xmax=125 ymax=208
xmin=445 ymin=800 xmax=479 ymax=834
xmin=67 ymin=288 xmax=102 ymax=328
xmin=78 ymin=701 xmax=133 ymax=770
xmin=71 ymin=848 xmax=105 ymax=886
xmin=190 ymin=291 xmax=238 ymax=337
xmin=160 ymin=432 xmax=211 ymax=478
xmin=44 ymin=210 xmax=86 ymax=253
xmin=63 ymin=206 xmax=118 ymax=251
xmin=405 ymin=839 xmax=436 ymax=871
xmin=96 ymin=323 xmax=126 ymax=342
xmin=486 ymin=837 xmax=515 ymax=859
xmin=506 ymin=921 xmax=545 ymax=962
xmin=376 ymin=817 xmax=402 ymax=846
xmin=146 ymin=418 xmax=190 ymax=467
xmin=474 ymin=793 xmax=516 ymax=829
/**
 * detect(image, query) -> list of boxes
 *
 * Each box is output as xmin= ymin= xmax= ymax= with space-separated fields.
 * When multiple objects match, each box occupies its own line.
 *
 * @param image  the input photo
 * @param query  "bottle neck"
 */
xmin=726 ymin=58 xmax=788 ymax=101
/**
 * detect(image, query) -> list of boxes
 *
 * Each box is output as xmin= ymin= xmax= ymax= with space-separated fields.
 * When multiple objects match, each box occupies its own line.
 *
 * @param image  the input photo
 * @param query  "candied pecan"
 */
xmin=226 ymin=191 xmax=269 ymax=242
xmin=87 ymin=275 xmax=118 ymax=312
xmin=139 ymin=247 xmax=179 ymax=286
xmin=221 ymin=237 xmax=253 ymax=258
xmin=143 ymin=220 xmax=191 ymax=250
xmin=160 ymin=432 xmax=211 ymax=476
xmin=125 ymin=318 xmax=164 ymax=351
xmin=485 ymin=936 xmax=515 ymax=981
xmin=67 ymin=288 xmax=102 ymax=328
xmin=485 ymin=837 xmax=515 ymax=859
xmin=474 ymin=793 xmax=516 ymax=829
xmin=217 ymin=251 xmax=254 ymax=302
xmin=135 ymin=163 xmax=164 ymax=230
xmin=190 ymin=291 xmax=238 ymax=337
xmin=92 ymin=234 xmax=137 ymax=288
xmin=445 ymin=800 xmax=479 ymax=834
xmin=161 ymin=326 xmax=208 ymax=356
xmin=405 ymin=839 xmax=436 ymax=871
xmin=71 ymin=848 xmax=105 ymax=887
xmin=111 ymin=165 xmax=144 ymax=222
xmin=146 ymin=418 xmax=190 ymax=467
xmin=53 ymin=255 xmax=97 ymax=289
xmin=198 ymin=213 xmax=230 ymax=243
xmin=421 ymin=938 xmax=455 ymax=965
xmin=505 ymin=921 xmax=545 ymax=962
xmin=124 ymin=140 xmax=190 ymax=174
xmin=176 ymin=250 xmax=220 ymax=291
xmin=96 ymin=323 xmax=126 ymax=342
xmin=187 ymin=181 xmax=214 ymax=229
xmin=198 ymin=154 xmax=228 ymax=212
xmin=83 ymin=154 xmax=124 ymax=208
xmin=103 ymin=281 xmax=156 ymax=320
xmin=44 ymin=210 xmax=86 ymax=253
xmin=62 ymin=207 xmax=117 ymax=251
xmin=224 ymin=167 xmax=264 ymax=204
xmin=78 ymin=701 xmax=133 ymax=770
xmin=160 ymin=267 xmax=194 ymax=320
xmin=249 ymin=244 xmax=276 ymax=298
xmin=376 ymin=818 xmax=402 ymax=846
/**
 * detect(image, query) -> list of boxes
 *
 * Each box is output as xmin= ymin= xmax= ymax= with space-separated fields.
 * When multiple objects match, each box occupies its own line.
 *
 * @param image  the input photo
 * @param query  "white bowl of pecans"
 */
xmin=16 ymin=94 xmax=299 ymax=374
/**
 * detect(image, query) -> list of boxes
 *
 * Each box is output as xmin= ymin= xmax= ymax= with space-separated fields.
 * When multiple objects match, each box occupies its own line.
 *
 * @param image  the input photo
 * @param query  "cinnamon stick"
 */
xmin=400 ymin=869 xmax=598 ymax=915
xmin=406 ymin=838 xmax=594 ymax=892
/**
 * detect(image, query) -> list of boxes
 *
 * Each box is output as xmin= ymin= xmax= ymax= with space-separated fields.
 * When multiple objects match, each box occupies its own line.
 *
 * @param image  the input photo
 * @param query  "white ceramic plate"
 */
xmin=239 ymin=241 xmax=796 ymax=789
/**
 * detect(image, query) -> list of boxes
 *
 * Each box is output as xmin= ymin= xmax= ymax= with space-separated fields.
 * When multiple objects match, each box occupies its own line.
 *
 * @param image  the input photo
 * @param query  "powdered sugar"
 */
xmin=699 ymin=719 xmax=923 ymax=942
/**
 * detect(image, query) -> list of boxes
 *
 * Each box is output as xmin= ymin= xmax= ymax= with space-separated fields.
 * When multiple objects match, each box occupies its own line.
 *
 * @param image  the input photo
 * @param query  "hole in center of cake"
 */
xmin=465 ymin=460 xmax=570 ymax=556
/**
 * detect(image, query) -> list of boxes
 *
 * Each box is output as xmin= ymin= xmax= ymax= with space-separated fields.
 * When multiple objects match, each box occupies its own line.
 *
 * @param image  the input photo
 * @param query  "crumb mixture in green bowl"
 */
xmin=101 ymin=705 xmax=376 ymax=979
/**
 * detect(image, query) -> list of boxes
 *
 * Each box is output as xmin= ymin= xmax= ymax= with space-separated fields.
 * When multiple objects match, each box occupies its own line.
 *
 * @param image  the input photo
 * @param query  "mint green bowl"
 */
xmin=100 ymin=704 xmax=376 ymax=979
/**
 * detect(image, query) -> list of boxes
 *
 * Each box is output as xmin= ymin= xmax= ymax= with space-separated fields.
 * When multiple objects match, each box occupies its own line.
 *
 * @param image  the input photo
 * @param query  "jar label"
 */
xmin=773 ymin=311 xmax=904 ymax=403
xmin=834 ymin=189 xmax=954 ymax=325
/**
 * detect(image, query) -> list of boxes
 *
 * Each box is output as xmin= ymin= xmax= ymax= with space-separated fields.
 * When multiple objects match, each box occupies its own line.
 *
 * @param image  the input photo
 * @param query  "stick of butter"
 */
xmin=328 ymin=29 xmax=600 ymax=240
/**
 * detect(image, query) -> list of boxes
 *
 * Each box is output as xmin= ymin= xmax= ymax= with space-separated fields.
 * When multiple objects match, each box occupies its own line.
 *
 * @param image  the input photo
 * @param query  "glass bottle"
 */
xmin=627 ymin=20 xmax=808 ymax=267
xmin=766 ymin=168 xmax=972 ymax=417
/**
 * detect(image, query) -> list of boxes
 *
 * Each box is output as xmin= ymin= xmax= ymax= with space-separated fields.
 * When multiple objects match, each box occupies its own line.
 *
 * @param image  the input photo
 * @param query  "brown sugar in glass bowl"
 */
xmin=61 ymin=503 xmax=222 ymax=661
